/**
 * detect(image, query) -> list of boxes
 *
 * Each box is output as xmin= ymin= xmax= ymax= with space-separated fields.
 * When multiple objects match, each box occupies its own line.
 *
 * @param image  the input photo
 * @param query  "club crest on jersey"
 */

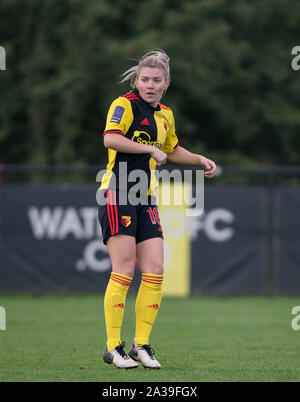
xmin=110 ymin=106 xmax=125 ymax=123
xmin=121 ymin=216 xmax=131 ymax=228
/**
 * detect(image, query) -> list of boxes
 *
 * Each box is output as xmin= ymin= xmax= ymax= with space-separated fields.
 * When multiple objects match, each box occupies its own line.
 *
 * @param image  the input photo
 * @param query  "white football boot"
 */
xmin=128 ymin=340 xmax=161 ymax=369
xmin=103 ymin=341 xmax=138 ymax=369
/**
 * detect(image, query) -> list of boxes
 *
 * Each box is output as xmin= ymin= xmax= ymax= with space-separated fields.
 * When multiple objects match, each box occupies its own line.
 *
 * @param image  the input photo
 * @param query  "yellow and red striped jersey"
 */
xmin=100 ymin=89 xmax=179 ymax=195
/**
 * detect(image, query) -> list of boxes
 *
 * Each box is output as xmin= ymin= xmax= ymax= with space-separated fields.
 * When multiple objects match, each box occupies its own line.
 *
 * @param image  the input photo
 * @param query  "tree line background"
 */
xmin=1 ymin=0 xmax=300 ymax=168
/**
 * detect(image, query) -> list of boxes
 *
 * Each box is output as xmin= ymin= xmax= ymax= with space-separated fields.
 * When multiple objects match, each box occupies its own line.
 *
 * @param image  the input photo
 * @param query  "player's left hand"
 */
xmin=199 ymin=156 xmax=217 ymax=178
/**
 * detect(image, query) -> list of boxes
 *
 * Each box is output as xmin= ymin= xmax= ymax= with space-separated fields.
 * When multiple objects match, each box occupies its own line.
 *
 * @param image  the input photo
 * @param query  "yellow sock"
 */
xmin=104 ymin=272 xmax=132 ymax=351
xmin=135 ymin=273 xmax=163 ymax=346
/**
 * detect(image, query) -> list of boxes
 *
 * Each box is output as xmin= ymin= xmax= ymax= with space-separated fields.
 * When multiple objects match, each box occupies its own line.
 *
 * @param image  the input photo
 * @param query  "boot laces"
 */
xmin=142 ymin=344 xmax=155 ymax=359
xmin=115 ymin=341 xmax=128 ymax=359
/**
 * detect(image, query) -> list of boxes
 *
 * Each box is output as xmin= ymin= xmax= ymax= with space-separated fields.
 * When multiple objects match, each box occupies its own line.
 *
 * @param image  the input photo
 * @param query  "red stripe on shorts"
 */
xmin=107 ymin=189 xmax=114 ymax=235
xmin=109 ymin=190 xmax=115 ymax=235
xmin=113 ymin=190 xmax=119 ymax=234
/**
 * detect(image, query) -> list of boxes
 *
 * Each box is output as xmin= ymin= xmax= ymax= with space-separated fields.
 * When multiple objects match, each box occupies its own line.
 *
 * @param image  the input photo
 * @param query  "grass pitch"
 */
xmin=0 ymin=294 xmax=299 ymax=382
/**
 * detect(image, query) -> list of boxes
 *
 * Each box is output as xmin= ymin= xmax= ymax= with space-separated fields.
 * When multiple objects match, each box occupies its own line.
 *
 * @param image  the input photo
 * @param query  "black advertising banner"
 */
xmin=190 ymin=186 xmax=267 ymax=295
xmin=0 ymin=184 xmax=114 ymax=292
xmin=277 ymin=188 xmax=300 ymax=295
xmin=0 ymin=184 xmax=299 ymax=295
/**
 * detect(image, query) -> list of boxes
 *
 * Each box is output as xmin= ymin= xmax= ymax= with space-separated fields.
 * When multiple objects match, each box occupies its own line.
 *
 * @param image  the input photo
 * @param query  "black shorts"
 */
xmin=98 ymin=189 xmax=164 ymax=245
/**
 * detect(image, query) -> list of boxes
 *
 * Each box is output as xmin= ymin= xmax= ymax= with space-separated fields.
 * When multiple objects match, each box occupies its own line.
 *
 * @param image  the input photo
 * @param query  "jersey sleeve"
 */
xmin=103 ymin=97 xmax=134 ymax=136
xmin=162 ymin=110 xmax=179 ymax=154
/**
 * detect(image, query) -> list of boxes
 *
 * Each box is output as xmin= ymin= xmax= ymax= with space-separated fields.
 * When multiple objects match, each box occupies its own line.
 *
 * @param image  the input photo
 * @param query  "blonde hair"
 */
xmin=121 ymin=49 xmax=170 ymax=89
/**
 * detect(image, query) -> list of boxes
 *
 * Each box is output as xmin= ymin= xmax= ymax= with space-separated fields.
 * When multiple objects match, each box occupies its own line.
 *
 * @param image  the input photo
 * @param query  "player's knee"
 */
xmin=148 ymin=261 xmax=164 ymax=275
xmin=114 ymin=255 xmax=136 ymax=277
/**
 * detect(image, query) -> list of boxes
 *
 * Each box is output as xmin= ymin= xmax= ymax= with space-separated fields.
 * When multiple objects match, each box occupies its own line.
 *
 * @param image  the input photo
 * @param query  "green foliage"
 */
xmin=1 ymin=0 xmax=300 ymax=166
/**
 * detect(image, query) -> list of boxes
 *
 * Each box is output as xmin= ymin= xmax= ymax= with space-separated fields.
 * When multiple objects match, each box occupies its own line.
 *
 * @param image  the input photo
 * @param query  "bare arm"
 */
xmin=167 ymin=146 xmax=216 ymax=178
xmin=104 ymin=133 xmax=167 ymax=166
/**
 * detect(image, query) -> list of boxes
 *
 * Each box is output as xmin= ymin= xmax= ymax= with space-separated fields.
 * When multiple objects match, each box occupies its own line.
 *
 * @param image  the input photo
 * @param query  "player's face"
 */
xmin=136 ymin=67 xmax=169 ymax=107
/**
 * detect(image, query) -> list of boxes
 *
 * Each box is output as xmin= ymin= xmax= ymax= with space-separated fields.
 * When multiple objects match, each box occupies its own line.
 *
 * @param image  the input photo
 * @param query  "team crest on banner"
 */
xmin=121 ymin=216 xmax=131 ymax=227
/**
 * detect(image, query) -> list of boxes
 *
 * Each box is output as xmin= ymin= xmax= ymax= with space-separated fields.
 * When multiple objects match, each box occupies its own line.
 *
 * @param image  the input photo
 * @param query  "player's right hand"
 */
xmin=150 ymin=147 xmax=167 ymax=166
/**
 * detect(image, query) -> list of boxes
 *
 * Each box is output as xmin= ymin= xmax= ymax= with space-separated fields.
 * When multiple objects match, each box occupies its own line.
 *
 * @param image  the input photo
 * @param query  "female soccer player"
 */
xmin=98 ymin=50 xmax=216 ymax=369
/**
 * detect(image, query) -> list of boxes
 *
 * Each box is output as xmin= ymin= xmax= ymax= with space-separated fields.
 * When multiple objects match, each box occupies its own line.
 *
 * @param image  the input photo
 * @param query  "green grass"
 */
xmin=0 ymin=294 xmax=300 ymax=382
